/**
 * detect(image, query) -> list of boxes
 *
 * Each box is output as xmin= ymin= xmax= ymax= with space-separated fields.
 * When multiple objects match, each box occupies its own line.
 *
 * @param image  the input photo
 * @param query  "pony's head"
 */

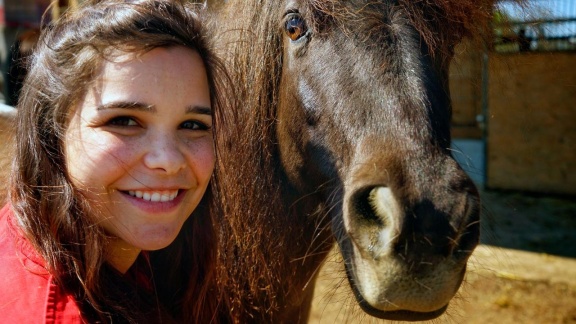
xmin=275 ymin=0 xmax=490 ymax=320
xmin=214 ymin=0 xmax=494 ymax=321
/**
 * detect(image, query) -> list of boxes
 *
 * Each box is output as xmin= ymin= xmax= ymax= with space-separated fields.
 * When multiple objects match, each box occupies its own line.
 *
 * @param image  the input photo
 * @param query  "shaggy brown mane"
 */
xmin=307 ymin=0 xmax=499 ymax=57
xmin=211 ymin=0 xmax=507 ymax=321
xmin=398 ymin=0 xmax=496 ymax=53
xmin=212 ymin=1 xmax=295 ymax=320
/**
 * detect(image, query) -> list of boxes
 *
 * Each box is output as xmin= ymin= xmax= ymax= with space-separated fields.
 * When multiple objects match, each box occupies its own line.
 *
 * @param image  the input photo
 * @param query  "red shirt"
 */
xmin=0 ymin=204 xmax=83 ymax=323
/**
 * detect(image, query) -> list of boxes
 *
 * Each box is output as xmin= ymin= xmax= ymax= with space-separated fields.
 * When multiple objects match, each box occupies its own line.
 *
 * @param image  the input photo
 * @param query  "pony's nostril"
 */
xmin=353 ymin=186 xmax=397 ymax=227
xmin=347 ymin=186 xmax=399 ymax=259
xmin=354 ymin=188 xmax=381 ymax=225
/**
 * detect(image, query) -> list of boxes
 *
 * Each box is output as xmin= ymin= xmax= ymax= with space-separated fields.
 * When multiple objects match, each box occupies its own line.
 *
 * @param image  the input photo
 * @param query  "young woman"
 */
xmin=0 ymin=0 xmax=230 ymax=322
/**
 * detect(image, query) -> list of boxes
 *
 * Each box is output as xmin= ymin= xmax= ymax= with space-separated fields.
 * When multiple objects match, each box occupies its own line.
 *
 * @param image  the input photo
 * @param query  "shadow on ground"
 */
xmin=480 ymin=189 xmax=576 ymax=258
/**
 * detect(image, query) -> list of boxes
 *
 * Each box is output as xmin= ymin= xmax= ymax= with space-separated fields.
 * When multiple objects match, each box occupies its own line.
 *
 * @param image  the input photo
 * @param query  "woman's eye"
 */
xmin=181 ymin=120 xmax=210 ymax=131
xmin=107 ymin=116 xmax=139 ymax=127
xmin=285 ymin=15 xmax=307 ymax=41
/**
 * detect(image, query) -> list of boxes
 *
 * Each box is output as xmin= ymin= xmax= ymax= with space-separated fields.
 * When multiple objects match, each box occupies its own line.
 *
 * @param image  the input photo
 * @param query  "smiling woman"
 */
xmin=0 ymin=0 xmax=230 ymax=323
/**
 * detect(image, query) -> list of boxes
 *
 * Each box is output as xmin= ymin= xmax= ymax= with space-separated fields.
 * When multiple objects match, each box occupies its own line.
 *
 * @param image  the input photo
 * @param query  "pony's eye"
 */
xmin=284 ymin=15 xmax=307 ymax=41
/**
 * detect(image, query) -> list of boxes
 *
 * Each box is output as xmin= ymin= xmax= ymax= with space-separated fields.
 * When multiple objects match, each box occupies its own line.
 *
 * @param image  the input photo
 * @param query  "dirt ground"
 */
xmin=309 ymin=189 xmax=576 ymax=323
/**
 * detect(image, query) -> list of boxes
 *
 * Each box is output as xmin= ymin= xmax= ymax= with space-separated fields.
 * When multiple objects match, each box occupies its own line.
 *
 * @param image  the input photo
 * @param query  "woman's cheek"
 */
xmin=188 ymin=138 xmax=216 ymax=183
xmin=66 ymin=132 xmax=139 ymax=188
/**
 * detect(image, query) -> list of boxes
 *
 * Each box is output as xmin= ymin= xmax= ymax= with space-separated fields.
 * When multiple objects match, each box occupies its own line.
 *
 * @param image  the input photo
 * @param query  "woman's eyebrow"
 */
xmin=186 ymin=105 xmax=212 ymax=115
xmin=96 ymin=101 xmax=155 ymax=112
xmin=96 ymin=102 xmax=211 ymax=115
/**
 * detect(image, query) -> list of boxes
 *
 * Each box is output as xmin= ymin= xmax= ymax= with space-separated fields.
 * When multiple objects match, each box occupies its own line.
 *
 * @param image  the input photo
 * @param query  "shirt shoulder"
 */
xmin=0 ymin=204 xmax=83 ymax=323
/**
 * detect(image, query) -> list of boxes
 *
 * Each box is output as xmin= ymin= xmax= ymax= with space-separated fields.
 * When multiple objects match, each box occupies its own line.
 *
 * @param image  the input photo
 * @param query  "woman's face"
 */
xmin=65 ymin=46 xmax=214 ymax=272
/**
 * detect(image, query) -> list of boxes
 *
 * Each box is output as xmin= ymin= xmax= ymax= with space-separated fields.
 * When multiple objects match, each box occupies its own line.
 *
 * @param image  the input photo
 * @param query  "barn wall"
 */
xmin=449 ymin=42 xmax=484 ymax=139
xmin=486 ymin=52 xmax=576 ymax=195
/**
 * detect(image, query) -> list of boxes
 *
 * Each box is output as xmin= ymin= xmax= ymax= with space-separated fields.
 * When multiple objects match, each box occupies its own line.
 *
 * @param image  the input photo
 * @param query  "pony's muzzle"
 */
xmin=341 ymin=178 xmax=480 ymax=316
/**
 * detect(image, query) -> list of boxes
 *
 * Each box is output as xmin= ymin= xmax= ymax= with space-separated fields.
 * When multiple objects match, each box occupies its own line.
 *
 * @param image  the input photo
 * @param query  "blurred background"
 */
xmin=0 ymin=0 xmax=77 ymax=105
xmin=450 ymin=0 xmax=575 ymax=197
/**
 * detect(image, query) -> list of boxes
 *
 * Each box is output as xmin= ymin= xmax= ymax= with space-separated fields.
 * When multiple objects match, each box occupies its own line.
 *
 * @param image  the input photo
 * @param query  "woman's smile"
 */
xmin=126 ymin=189 xmax=180 ymax=202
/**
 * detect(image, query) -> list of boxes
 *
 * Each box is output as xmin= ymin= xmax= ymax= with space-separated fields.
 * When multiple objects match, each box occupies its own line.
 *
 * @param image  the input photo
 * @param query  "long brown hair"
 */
xmin=10 ymin=0 xmax=231 ymax=322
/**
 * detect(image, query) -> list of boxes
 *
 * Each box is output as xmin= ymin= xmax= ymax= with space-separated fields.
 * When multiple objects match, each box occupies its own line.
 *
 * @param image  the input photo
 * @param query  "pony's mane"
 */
xmin=308 ymin=0 xmax=499 ymax=57
xmin=398 ymin=0 xmax=496 ymax=53
xmin=212 ymin=0 xmax=504 ymax=321
xmin=213 ymin=1 xmax=294 ymax=319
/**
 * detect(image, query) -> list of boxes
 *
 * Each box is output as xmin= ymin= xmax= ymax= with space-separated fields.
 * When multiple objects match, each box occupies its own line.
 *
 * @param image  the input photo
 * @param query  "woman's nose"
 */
xmin=143 ymin=133 xmax=186 ymax=174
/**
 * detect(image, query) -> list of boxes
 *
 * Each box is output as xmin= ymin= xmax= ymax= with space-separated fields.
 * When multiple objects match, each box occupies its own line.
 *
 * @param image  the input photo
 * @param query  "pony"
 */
xmin=209 ymin=0 xmax=496 ymax=322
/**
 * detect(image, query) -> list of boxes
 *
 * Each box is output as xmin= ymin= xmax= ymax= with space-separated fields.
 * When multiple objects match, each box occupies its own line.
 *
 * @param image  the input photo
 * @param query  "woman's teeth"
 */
xmin=127 ymin=190 xmax=179 ymax=202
